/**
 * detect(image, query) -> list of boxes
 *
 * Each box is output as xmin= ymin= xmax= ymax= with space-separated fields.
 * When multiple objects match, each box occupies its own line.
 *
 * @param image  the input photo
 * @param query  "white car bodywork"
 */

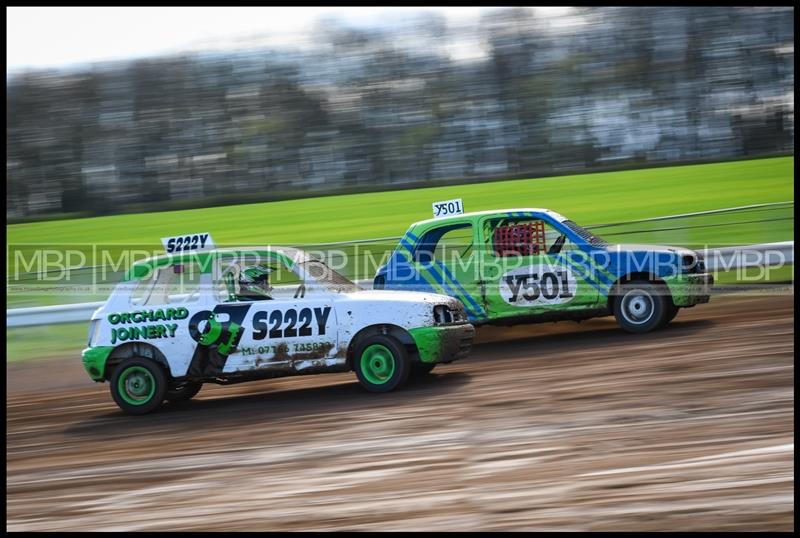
xmin=84 ymin=247 xmax=471 ymax=382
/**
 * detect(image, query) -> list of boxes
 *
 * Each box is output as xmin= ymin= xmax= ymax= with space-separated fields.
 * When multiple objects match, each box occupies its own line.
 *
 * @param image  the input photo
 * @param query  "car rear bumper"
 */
xmin=82 ymin=346 xmax=114 ymax=381
xmin=408 ymin=323 xmax=475 ymax=364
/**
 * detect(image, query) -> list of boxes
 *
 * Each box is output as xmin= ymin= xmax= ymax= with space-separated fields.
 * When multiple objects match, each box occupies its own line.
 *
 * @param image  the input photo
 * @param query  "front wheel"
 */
xmin=165 ymin=381 xmax=203 ymax=403
xmin=661 ymin=303 xmax=680 ymax=327
xmin=353 ymin=335 xmax=410 ymax=392
xmin=612 ymin=281 xmax=669 ymax=334
xmin=110 ymin=358 xmax=167 ymax=415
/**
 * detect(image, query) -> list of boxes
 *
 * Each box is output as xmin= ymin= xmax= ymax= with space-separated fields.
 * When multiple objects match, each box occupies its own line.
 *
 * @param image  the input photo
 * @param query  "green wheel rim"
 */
xmin=360 ymin=344 xmax=396 ymax=385
xmin=117 ymin=366 xmax=157 ymax=406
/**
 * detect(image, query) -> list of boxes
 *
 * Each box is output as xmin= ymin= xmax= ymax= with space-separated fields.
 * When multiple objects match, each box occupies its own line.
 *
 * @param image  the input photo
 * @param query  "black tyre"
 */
xmin=353 ymin=335 xmax=410 ymax=393
xmin=110 ymin=357 xmax=168 ymax=415
xmin=410 ymin=362 xmax=437 ymax=377
xmin=612 ymin=280 xmax=669 ymax=334
xmin=165 ymin=381 xmax=203 ymax=403
xmin=662 ymin=303 xmax=680 ymax=327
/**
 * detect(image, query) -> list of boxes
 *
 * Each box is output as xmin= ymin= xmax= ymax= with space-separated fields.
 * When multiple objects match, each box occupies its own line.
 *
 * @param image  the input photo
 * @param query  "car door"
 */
xmin=218 ymin=256 xmax=338 ymax=374
xmin=409 ymin=219 xmax=488 ymax=322
xmin=124 ymin=258 xmax=217 ymax=378
xmin=477 ymin=215 xmax=599 ymax=319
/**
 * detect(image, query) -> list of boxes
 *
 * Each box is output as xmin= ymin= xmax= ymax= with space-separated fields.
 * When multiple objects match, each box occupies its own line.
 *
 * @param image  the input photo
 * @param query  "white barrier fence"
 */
xmin=6 ymin=243 xmax=792 ymax=328
xmin=7 ymin=301 xmax=107 ymax=328
xmin=702 ymin=241 xmax=794 ymax=271
xmin=7 ymin=279 xmax=371 ymax=328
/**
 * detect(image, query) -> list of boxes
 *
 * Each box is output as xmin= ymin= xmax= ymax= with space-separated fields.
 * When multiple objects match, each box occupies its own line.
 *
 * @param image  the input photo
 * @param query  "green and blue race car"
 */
xmin=374 ymin=208 xmax=713 ymax=333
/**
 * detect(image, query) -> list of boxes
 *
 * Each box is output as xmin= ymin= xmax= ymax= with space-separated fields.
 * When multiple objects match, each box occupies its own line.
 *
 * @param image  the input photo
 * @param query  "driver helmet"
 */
xmin=238 ymin=264 xmax=274 ymax=299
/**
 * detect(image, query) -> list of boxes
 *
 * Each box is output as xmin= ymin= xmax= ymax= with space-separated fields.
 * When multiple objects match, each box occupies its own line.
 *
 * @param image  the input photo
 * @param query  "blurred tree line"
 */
xmin=6 ymin=6 xmax=793 ymax=219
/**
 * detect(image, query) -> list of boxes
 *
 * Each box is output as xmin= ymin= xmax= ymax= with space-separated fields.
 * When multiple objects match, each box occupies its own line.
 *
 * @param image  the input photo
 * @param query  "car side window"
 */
xmin=269 ymin=264 xmax=305 ymax=300
xmin=131 ymin=261 xmax=203 ymax=306
xmin=415 ymin=223 xmax=474 ymax=264
xmin=169 ymin=262 xmax=204 ymax=304
xmin=487 ymin=218 xmax=567 ymax=257
xmin=216 ymin=257 xmax=306 ymax=302
xmin=130 ymin=270 xmax=158 ymax=306
xmin=216 ymin=261 xmax=241 ymax=302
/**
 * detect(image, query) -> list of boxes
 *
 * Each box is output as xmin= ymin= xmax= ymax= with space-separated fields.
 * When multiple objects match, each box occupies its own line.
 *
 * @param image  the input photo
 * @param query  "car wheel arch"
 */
xmin=105 ymin=342 xmax=171 ymax=381
xmin=608 ymin=272 xmax=673 ymax=311
xmin=346 ymin=324 xmax=417 ymax=370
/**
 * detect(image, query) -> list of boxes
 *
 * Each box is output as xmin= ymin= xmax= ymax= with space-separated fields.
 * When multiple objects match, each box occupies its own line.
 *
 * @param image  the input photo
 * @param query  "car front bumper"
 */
xmin=667 ymin=273 xmax=714 ymax=307
xmin=408 ymin=323 xmax=475 ymax=364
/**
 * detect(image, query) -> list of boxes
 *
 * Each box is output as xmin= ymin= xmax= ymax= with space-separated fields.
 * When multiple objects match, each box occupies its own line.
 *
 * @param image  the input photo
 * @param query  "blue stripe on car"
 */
xmin=426 ymin=263 xmax=481 ymax=318
xmin=437 ymin=262 xmax=487 ymax=318
xmin=400 ymin=237 xmax=416 ymax=254
xmin=555 ymin=254 xmax=608 ymax=295
xmin=566 ymin=251 xmax=614 ymax=287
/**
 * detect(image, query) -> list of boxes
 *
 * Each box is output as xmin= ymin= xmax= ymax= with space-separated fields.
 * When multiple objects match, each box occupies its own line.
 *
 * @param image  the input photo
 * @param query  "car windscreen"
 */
xmin=562 ymin=220 xmax=609 ymax=247
xmin=299 ymin=260 xmax=361 ymax=292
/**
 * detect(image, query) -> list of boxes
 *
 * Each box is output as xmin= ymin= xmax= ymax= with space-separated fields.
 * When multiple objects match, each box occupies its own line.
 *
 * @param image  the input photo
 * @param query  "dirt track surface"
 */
xmin=7 ymin=294 xmax=794 ymax=531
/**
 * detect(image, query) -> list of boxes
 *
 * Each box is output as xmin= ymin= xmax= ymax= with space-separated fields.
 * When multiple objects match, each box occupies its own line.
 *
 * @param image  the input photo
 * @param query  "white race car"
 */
xmin=82 ymin=243 xmax=474 ymax=414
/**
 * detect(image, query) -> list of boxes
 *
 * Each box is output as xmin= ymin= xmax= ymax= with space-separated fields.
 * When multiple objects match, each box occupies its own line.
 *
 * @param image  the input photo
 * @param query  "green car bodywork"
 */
xmin=374 ymin=209 xmax=713 ymax=327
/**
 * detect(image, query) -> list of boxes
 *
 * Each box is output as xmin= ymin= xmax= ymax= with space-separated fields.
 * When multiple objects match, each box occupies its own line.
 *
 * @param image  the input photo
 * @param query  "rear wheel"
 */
xmin=110 ymin=358 xmax=167 ymax=415
xmin=354 ymin=335 xmax=410 ymax=392
xmin=165 ymin=381 xmax=203 ymax=403
xmin=612 ymin=280 xmax=669 ymax=334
